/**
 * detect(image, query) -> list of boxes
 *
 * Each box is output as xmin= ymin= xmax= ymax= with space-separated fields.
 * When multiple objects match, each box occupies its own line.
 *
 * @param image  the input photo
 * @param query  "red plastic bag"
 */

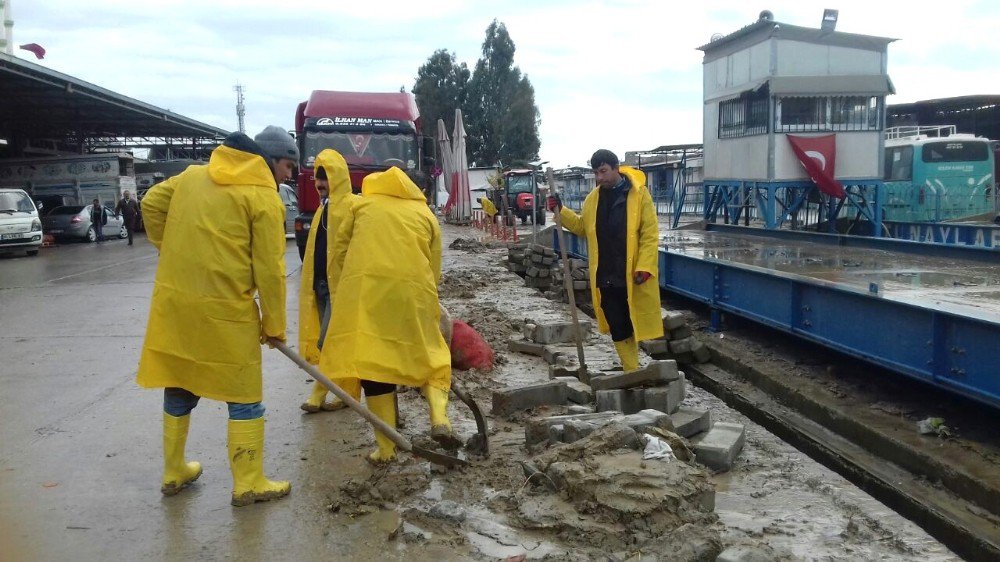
xmin=450 ymin=320 xmax=494 ymax=372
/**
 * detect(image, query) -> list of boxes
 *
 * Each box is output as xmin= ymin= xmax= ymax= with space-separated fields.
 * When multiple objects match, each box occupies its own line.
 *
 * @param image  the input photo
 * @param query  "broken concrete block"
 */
xmin=554 ymin=377 xmax=594 ymax=404
xmin=691 ymin=339 xmax=711 ymax=363
xmin=542 ymin=346 xmax=564 ymax=365
xmin=589 ymin=360 xmax=679 ymax=391
xmin=548 ymin=364 xmax=581 ymax=380
xmin=669 ymin=407 xmax=712 ymax=438
xmin=669 ymin=337 xmax=694 ymax=355
xmin=525 ymin=411 xmax=621 ymax=445
xmin=595 ymin=388 xmax=645 ymax=414
xmin=572 ymin=280 xmax=588 ymax=291
xmin=668 ymin=325 xmax=693 ymax=341
xmin=662 ymin=310 xmax=686 ymax=331
xmin=541 ymin=256 xmax=555 ymax=265
xmin=693 ymin=422 xmax=746 ymax=472
xmin=508 ymin=336 xmax=546 ymax=356
xmin=562 ymin=419 xmax=598 ymax=443
xmin=639 ymin=338 xmax=670 ymax=355
xmin=622 ymin=409 xmax=674 ymax=433
xmin=571 ymin=267 xmax=589 ymax=280
xmin=642 ymin=374 xmax=685 ymax=414
xmin=569 ymin=258 xmax=587 ymax=270
xmin=548 ymin=424 xmax=565 ymax=445
xmin=530 ymin=320 xmax=591 ymax=344
xmin=566 ymin=405 xmax=595 ymax=415
xmin=492 ymin=381 xmax=568 ymax=417
xmin=526 ymin=266 xmax=541 ymax=277
xmin=530 ymin=253 xmax=545 ymax=264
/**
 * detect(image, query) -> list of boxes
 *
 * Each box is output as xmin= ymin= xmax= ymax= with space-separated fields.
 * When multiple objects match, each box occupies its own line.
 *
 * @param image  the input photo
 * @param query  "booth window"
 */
xmin=776 ymin=95 xmax=881 ymax=133
xmin=718 ymin=85 xmax=770 ymax=139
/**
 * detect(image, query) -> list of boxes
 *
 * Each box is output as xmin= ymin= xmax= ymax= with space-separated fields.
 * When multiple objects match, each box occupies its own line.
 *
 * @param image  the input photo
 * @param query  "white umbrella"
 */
xmin=437 ymin=119 xmax=456 ymax=212
xmin=451 ymin=109 xmax=472 ymax=221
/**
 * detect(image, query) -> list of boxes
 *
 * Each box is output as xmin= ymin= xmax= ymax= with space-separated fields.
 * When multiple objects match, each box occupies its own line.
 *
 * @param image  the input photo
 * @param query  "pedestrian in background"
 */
xmin=136 ymin=125 xmax=294 ymax=506
xmin=549 ymin=149 xmax=663 ymax=372
xmin=116 ymin=190 xmax=140 ymax=245
xmin=90 ymin=198 xmax=107 ymax=242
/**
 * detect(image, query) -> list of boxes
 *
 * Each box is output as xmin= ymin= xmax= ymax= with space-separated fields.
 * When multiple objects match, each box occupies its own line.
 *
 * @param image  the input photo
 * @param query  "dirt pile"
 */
xmin=499 ymin=423 xmax=721 ymax=556
xmin=448 ymin=237 xmax=492 ymax=253
xmin=328 ymin=463 xmax=431 ymax=517
xmin=439 ymin=269 xmax=493 ymax=299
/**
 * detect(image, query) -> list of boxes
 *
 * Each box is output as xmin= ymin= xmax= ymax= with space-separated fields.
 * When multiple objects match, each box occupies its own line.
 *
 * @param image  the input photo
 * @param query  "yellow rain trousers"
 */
xmin=559 ymin=166 xmax=664 ymax=343
xmin=298 ymin=150 xmax=359 ymax=365
xmin=137 ymin=145 xmax=287 ymax=403
xmin=319 ymin=167 xmax=451 ymax=392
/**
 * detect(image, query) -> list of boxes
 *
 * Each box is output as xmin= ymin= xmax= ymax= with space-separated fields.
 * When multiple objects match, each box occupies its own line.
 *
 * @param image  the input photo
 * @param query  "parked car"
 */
xmin=278 ymin=183 xmax=298 ymax=236
xmin=41 ymin=205 xmax=126 ymax=243
xmin=0 ymin=188 xmax=44 ymax=256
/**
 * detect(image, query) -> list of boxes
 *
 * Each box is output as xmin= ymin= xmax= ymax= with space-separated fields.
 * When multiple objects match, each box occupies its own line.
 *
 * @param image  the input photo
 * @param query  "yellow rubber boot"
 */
xmin=366 ymin=393 xmax=397 ymax=464
xmin=613 ymin=337 xmax=640 ymax=372
xmin=300 ymin=381 xmax=329 ymax=413
xmin=424 ymin=385 xmax=462 ymax=450
xmin=227 ymin=418 xmax=290 ymax=507
xmin=161 ymin=413 xmax=202 ymax=496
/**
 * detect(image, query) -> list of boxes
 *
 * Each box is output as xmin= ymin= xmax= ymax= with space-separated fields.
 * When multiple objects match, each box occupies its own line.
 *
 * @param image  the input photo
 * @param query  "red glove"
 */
xmin=633 ymin=271 xmax=652 ymax=285
xmin=546 ymin=194 xmax=561 ymax=212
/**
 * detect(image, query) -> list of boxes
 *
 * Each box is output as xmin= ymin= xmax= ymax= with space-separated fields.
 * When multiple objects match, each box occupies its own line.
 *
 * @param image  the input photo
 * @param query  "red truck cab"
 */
xmin=293 ymin=90 xmax=431 ymax=258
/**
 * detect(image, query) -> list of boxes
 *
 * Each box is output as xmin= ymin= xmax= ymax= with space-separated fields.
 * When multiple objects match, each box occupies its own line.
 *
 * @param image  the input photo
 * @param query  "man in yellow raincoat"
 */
xmin=320 ymin=167 xmax=453 ymax=463
xmin=298 ymin=150 xmax=362 ymax=413
xmin=137 ymin=126 xmax=295 ymax=506
xmin=550 ymin=149 xmax=663 ymax=371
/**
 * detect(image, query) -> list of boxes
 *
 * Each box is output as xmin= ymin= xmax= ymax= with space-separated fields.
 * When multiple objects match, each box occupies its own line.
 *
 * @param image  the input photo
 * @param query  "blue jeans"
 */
xmin=163 ymin=387 xmax=264 ymax=420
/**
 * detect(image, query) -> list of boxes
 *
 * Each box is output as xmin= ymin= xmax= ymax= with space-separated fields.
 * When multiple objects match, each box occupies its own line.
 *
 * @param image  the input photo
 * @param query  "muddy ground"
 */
xmin=0 ymin=223 xmax=959 ymax=560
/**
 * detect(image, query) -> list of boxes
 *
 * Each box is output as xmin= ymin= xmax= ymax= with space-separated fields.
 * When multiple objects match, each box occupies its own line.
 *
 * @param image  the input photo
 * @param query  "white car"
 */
xmin=0 ymin=188 xmax=44 ymax=257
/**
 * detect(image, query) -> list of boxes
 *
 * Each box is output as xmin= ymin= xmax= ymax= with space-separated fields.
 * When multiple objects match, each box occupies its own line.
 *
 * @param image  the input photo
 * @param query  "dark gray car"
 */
xmin=42 ymin=205 xmax=126 ymax=242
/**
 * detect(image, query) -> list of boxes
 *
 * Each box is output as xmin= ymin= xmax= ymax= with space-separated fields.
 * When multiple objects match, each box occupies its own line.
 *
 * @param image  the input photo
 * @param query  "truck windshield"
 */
xmin=507 ymin=175 xmax=534 ymax=195
xmin=303 ymin=131 xmax=417 ymax=170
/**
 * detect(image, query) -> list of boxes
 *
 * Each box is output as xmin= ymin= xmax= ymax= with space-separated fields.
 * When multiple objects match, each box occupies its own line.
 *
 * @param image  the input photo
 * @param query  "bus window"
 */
xmin=922 ymin=141 xmax=989 ymax=163
xmin=884 ymin=146 xmax=913 ymax=181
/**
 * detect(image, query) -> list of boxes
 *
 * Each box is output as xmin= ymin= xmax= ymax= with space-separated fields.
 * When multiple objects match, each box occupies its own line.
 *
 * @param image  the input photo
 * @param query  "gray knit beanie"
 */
xmin=254 ymin=125 xmax=299 ymax=162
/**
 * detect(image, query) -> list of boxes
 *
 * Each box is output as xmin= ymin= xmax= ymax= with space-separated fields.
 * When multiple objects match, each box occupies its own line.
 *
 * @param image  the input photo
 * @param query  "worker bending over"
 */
xmin=549 ymin=149 xmax=663 ymax=371
xmin=319 ymin=167 xmax=453 ymax=463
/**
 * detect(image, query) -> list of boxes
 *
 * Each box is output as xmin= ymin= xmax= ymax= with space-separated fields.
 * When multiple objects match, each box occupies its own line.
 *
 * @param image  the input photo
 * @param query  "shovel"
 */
xmin=544 ymin=167 xmax=589 ymax=380
xmin=270 ymin=341 xmax=469 ymax=469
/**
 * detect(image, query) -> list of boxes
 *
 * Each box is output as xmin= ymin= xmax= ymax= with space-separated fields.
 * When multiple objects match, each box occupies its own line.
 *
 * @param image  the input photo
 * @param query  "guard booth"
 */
xmin=685 ymin=10 xmax=895 ymax=234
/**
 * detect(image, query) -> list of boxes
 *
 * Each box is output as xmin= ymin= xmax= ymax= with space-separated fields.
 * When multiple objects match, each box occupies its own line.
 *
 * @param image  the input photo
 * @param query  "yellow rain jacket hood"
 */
xmin=298 ymin=149 xmax=359 ymax=364
xmin=559 ymin=166 xmax=663 ymax=342
xmin=137 ymin=144 xmax=288 ymax=403
xmin=319 ymin=167 xmax=451 ymax=391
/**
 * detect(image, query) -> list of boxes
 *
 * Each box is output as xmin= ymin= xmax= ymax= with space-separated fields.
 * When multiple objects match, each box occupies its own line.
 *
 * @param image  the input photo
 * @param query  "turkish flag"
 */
xmin=787 ymin=134 xmax=846 ymax=199
xmin=19 ymin=43 xmax=46 ymax=60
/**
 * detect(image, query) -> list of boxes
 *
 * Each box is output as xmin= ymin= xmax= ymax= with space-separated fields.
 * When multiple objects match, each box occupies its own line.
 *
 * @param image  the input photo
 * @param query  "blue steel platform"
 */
xmin=557 ymin=225 xmax=1000 ymax=409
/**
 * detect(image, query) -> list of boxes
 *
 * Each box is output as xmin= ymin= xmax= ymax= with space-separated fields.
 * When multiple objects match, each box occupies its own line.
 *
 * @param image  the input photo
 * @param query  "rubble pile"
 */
xmin=495 ymin=312 xmax=747 ymax=473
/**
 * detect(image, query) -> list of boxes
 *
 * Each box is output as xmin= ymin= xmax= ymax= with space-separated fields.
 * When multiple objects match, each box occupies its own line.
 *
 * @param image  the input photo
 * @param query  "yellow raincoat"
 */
xmin=137 ymin=145 xmax=287 ymax=403
xmin=480 ymin=196 xmax=498 ymax=218
xmin=319 ymin=167 xmax=451 ymax=391
xmin=560 ymin=166 xmax=663 ymax=342
xmin=298 ymin=150 xmax=359 ymax=364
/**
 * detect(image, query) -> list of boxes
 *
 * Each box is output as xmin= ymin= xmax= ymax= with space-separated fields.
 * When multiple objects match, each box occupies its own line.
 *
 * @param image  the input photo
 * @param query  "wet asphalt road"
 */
xmin=0 ymin=236 xmax=458 ymax=560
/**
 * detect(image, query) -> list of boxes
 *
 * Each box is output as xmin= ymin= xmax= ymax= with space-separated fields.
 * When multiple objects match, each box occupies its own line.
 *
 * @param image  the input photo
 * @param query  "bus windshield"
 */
xmin=303 ymin=131 xmax=417 ymax=170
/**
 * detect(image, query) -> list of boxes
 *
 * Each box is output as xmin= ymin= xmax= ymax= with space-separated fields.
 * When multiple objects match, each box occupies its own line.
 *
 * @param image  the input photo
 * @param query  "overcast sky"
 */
xmin=13 ymin=0 xmax=1000 ymax=167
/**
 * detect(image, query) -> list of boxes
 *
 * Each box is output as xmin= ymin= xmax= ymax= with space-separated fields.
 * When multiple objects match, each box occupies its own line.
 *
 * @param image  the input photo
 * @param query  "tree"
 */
xmin=413 ymin=50 xmax=470 ymax=139
xmin=463 ymin=20 xmax=541 ymax=166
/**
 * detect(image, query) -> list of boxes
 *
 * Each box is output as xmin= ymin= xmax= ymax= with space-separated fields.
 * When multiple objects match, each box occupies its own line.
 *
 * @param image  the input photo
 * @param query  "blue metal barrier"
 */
xmin=555 ymin=227 xmax=1000 ymax=409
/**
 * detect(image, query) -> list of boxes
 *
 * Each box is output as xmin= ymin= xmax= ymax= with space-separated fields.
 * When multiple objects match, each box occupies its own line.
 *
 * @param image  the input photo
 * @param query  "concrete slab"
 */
xmin=662 ymin=310 xmax=686 ymax=331
xmin=553 ymin=377 xmax=594 ymax=404
xmin=509 ymin=336 xmax=546 ymax=356
xmin=595 ymin=388 xmax=645 ymax=414
xmin=622 ymin=409 xmax=674 ymax=433
xmin=639 ymin=338 xmax=670 ymax=355
xmin=692 ymin=422 xmax=746 ymax=472
xmin=525 ymin=411 xmax=622 ymax=445
xmin=492 ymin=381 xmax=568 ymax=417
xmin=642 ymin=375 xmax=685 ymax=414
xmin=531 ymin=319 xmax=592 ymax=344
xmin=669 ymin=407 xmax=712 ymax=438
xmin=589 ymin=360 xmax=679 ymax=391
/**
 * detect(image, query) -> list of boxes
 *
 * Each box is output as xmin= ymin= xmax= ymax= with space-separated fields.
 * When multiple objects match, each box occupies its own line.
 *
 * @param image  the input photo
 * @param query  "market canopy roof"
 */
xmin=0 ymin=53 xmax=228 ymax=143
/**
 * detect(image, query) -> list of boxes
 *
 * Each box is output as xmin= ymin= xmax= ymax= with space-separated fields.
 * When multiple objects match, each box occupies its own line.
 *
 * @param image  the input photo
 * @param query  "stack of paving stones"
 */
xmin=639 ymin=309 xmax=712 ymax=364
xmin=502 ymin=244 xmax=557 ymax=290
xmin=494 ymin=318 xmax=746 ymax=472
